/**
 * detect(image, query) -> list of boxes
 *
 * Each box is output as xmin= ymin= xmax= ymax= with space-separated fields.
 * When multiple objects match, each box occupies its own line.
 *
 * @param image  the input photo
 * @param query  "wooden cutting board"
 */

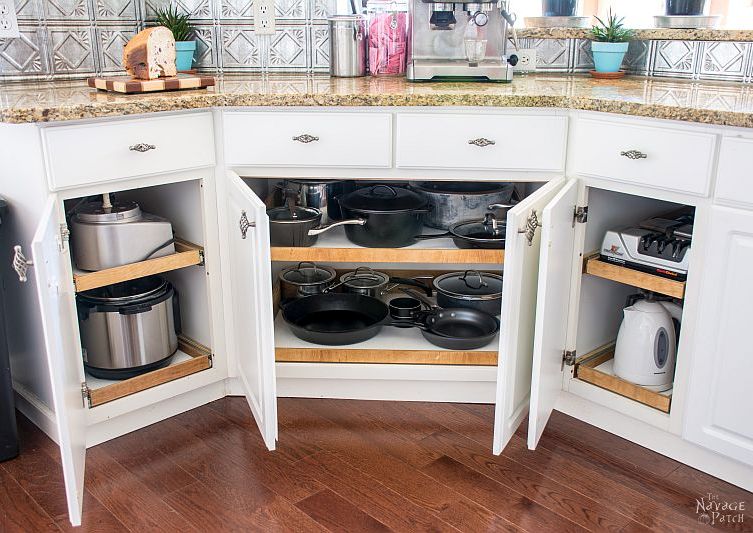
xmin=88 ymin=73 xmax=215 ymax=94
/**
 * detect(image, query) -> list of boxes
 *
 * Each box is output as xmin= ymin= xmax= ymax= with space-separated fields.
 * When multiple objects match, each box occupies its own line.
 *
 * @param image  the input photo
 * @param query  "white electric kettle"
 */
xmin=614 ymin=299 xmax=677 ymax=391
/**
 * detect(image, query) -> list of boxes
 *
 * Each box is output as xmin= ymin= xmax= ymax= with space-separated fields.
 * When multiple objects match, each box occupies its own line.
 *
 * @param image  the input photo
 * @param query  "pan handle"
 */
xmin=387 ymin=277 xmax=432 ymax=296
xmin=399 ymin=288 xmax=438 ymax=310
xmin=308 ymin=218 xmax=366 ymax=236
xmin=414 ymin=232 xmax=451 ymax=241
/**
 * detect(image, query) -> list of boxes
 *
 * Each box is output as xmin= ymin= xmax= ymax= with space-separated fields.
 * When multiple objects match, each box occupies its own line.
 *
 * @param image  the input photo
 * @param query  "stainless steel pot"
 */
xmin=410 ymin=182 xmax=516 ymax=230
xmin=279 ymin=262 xmax=338 ymax=298
xmin=432 ymin=270 xmax=503 ymax=316
xmin=329 ymin=15 xmax=367 ymax=77
xmin=76 ymin=276 xmax=179 ymax=379
xmin=284 ymin=180 xmax=353 ymax=223
xmin=71 ymin=197 xmax=175 ymax=271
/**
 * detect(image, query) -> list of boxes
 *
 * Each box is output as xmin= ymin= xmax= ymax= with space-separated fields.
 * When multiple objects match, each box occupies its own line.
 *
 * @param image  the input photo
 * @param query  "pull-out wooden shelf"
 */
xmin=85 ymin=335 xmax=212 ymax=407
xmin=273 ymin=314 xmax=498 ymax=366
xmin=583 ymin=252 xmax=685 ymax=299
xmin=270 ymin=227 xmax=504 ymax=265
xmin=575 ymin=343 xmax=671 ymax=413
xmin=73 ymin=239 xmax=204 ymax=293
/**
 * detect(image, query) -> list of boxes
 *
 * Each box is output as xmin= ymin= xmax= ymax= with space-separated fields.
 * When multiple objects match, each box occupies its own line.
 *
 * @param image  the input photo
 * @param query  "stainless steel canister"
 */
xmin=328 ymin=15 xmax=367 ymax=77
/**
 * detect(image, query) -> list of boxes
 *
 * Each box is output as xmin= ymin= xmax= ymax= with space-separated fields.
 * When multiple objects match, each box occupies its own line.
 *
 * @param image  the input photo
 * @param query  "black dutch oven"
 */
xmin=338 ymin=185 xmax=430 ymax=248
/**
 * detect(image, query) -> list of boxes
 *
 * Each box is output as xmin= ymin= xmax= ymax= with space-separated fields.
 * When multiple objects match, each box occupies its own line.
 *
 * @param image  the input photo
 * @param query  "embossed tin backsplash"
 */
xmin=0 ymin=0 xmax=334 ymax=80
xmin=1 ymin=0 xmax=752 ymax=82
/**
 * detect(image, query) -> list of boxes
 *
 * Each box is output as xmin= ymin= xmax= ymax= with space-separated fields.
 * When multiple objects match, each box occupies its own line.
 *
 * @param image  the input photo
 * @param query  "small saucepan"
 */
xmin=268 ymin=206 xmax=365 ymax=247
xmin=432 ymin=270 xmax=503 ymax=316
xmin=278 ymin=262 xmax=339 ymax=298
xmin=339 ymin=267 xmax=432 ymax=299
xmin=388 ymin=296 xmax=422 ymax=321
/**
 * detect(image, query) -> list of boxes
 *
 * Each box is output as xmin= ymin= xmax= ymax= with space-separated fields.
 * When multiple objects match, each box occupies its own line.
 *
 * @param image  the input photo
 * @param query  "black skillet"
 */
xmin=399 ymin=289 xmax=500 ymax=350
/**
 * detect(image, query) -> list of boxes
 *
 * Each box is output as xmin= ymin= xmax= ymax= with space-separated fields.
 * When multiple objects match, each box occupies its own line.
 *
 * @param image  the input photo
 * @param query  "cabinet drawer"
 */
xmin=43 ymin=113 xmax=215 ymax=190
xmin=572 ymin=118 xmax=715 ymax=196
xmin=395 ymin=113 xmax=567 ymax=171
xmin=224 ymin=112 xmax=392 ymax=168
xmin=716 ymin=137 xmax=753 ymax=209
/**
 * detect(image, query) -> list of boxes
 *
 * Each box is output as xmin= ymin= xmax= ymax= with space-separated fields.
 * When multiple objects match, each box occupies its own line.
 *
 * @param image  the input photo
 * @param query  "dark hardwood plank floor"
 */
xmin=1 ymin=398 xmax=751 ymax=532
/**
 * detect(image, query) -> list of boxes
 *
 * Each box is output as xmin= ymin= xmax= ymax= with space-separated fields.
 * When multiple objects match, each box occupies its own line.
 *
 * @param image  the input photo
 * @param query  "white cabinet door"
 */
xmin=684 ymin=207 xmax=753 ymax=466
xmin=225 ymin=171 xmax=278 ymax=450
xmin=493 ymin=178 xmax=567 ymax=454
xmin=31 ymin=197 xmax=87 ymax=527
xmin=527 ymin=179 xmax=579 ymax=450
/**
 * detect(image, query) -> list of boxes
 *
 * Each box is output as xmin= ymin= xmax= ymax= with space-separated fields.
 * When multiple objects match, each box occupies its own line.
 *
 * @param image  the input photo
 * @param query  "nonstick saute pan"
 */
xmin=400 ymin=290 xmax=500 ymax=350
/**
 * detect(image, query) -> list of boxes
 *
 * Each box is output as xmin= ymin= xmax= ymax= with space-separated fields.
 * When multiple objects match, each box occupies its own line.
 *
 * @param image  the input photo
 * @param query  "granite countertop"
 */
xmin=516 ymin=27 xmax=753 ymax=41
xmin=1 ymin=74 xmax=753 ymax=128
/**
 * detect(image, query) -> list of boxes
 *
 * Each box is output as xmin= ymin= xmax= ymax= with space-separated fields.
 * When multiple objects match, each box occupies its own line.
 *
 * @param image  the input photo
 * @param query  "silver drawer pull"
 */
xmin=12 ymin=245 xmax=33 ymax=282
xmin=517 ymin=209 xmax=541 ymax=247
xmin=239 ymin=210 xmax=255 ymax=239
xmin=620 ymin=149 xmax=647 ymax=160
xmin=129 ymin=143 xmax=157 ymax=152
xmin=292 ymin=134 xmax=319 ymax=144
xmin=468 ymin=138 xmax=496 ymax=147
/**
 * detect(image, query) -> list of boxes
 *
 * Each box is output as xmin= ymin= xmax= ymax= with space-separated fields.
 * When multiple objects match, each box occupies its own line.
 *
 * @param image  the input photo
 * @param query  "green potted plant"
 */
xmin=155 ymin=6 xmax=195 ymax=72
xmin=590 ymin=9 xmax=634 ymax=74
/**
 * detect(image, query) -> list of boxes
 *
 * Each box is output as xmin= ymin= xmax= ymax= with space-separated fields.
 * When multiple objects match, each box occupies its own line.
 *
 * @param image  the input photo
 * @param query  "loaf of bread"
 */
xmin=122 ymin=27 xmax=177 ymax=80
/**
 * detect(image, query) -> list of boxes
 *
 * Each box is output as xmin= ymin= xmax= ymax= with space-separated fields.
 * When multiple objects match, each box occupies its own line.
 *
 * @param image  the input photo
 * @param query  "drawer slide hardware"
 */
xmin=518 ymin=209 xmax=542 ymax=247
xmin=81 ymin=382 xmax=91 ymax=408
xmin=620 ymin=149 xmax=647 ymax=160
xmin=129 ymin=143 xmax=157 ymax=152
xmin=12 ymin=245 xmax=33 ymax=282
xmin=468 ymin=138 xmax=496 ymax=147
xmin=239 ymin=210 xmax=255 ymax=239
xmin=562 ymin=349 xmax=577 ymax=368
xmin=292 ymin=134 xmax=319 ymax=144
xmin=573 ymin=205 xmax=588 ymax=226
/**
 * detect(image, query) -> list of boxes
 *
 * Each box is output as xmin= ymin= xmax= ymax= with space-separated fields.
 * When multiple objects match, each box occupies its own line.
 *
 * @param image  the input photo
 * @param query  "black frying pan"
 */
xmin=400 ymin=289 xmax=500 ymax=350
xmin=282 ymin=293 xmax=389 ymax=345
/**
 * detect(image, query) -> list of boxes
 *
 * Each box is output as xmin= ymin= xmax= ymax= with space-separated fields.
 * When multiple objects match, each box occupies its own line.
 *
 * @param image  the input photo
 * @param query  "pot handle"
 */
xmin=307 ymin=218 xmax=366 ymax=236
xmin=119 ymin=303 xmax=154 ymax=315
xmin=488 ymin=203 xmax=514 ymax=210
xmin=459 ymin=270 xmax=488 ymax=289
xmin=369 ymin=184 xmax=398 ymax=197
xmin=399 ymin=288 xmax=437 ymax=310
xmin=413 ymin=231 xmax=451 ymax=241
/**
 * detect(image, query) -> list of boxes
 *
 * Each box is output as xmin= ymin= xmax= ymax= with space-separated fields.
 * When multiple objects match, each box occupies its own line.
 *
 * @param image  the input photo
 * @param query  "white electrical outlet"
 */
xmin=254 ymin=0 xmax=276 ymax=35
xmin=511 ymin=48 xmax=537 ymax=73
xmin=0 ymin=0 xmax=20 ymax=39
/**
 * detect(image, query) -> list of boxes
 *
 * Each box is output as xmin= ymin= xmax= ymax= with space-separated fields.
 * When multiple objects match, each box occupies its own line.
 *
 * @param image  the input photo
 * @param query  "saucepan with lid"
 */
xmin=432 ymin=270 xmax=503 ymax=316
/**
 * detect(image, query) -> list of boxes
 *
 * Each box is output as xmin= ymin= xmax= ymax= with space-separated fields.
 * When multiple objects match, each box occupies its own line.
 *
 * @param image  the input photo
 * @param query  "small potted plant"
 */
xmin=155 ymin=6 xmax=195 ymax=72
xmin=590 ymin=10 xmax=634 ymax=75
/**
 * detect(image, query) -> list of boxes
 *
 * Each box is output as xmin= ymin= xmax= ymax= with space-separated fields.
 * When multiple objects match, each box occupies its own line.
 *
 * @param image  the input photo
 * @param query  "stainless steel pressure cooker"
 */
xmin=76 ymin=276 xmax=180 ymax=379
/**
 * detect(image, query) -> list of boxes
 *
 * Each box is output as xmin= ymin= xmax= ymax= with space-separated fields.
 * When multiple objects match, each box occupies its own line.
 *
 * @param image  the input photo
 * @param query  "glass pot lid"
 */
xmin=75 ymin=200 xmax=142 ymax=223
xmin=452 ymin=219 xmax=507 ymax=241
xmin=340 ymin=267 xmax=390 ymax=289
xmin=280 ymin=262 xmax=337 ymax=286
xmin=340 ymin=185 xmax=428 ymax=213
xmin=267 ymin=206 xmax=320 ymax=223
xmin=433 ymin=270 xmax=503 ymax=298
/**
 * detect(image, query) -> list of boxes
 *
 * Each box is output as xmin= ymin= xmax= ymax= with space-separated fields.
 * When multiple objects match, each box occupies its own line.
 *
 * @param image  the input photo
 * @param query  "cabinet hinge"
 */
xmin=58 ymin=224 xmax=70 ymax=253
xmin=562 ymin=350 xmax=577 ymax=366
xmin=573 ymin=205 xmax=588 ymax=225
xmin=80 ymin=382 xmax=91 ymax=408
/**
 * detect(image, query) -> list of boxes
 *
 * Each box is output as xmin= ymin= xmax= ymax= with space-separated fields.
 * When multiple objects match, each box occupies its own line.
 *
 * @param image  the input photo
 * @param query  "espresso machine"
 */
xmin=407 ymin=0 xmax=517 ymax=81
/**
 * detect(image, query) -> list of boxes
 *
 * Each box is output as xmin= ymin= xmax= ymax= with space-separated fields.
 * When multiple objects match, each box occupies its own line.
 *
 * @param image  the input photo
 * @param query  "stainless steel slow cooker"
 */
xmin=76 ymin=276 xmax=179 ymax=379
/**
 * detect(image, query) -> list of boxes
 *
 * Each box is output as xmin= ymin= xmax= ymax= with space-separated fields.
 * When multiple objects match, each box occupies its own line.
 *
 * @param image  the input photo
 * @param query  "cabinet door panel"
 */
xmin=225 ymin=171 xmax=278 ymax=449
xmin=31 ymin=197 xmax=86 ymax=526
xmin=528 ymin=179 xmax=579 ymax=450
xmin=684 ymin=207 xmax=753 ymax=465
xmin=493 ymin=178 xmax=566 ymax=454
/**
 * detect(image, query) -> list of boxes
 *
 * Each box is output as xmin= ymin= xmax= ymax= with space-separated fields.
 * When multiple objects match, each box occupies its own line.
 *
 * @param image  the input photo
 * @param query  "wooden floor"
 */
xmin=1 ymin=398 xmax=751 ymax=532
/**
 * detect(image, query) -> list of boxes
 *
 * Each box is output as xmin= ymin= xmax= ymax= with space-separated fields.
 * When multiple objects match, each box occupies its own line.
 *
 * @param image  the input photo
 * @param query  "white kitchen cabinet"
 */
xmin=683 ymin=207 xmax=753 ymax=466
xmin=715 ymin=136 xmax=753 ymax=210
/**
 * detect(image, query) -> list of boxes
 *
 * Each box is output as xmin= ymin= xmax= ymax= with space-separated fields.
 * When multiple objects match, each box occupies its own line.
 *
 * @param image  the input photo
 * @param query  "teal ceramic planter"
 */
xmin=591 ymin=41 xmax=629 ymax=73
xmin=175 ymin=41 xmax=196 ymax=72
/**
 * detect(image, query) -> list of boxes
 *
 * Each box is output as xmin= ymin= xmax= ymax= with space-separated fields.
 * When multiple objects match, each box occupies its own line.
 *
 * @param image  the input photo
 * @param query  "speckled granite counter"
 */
xmin=516 ymin=27 xmax=753 ymax=41
xmin=2 ymin=74 xmax=753 ymax=128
